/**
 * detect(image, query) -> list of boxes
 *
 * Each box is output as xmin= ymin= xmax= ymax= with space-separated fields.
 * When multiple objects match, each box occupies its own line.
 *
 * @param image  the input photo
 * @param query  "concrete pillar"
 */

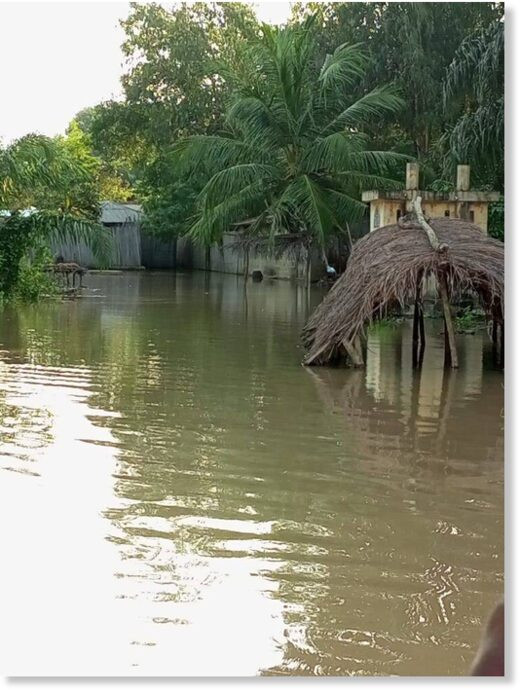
xmin=457 ymin=164 xmax=471 ymax=191
xmin=406 ymin=162 xmax=419 ymax=190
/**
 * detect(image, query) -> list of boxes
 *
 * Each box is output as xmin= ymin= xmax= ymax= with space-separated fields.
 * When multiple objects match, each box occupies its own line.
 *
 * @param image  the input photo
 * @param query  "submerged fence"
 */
xmin=51 ymin=213 xmax=369 ymax=277
xmin=50 ymin=222 xmax=176 ymax=269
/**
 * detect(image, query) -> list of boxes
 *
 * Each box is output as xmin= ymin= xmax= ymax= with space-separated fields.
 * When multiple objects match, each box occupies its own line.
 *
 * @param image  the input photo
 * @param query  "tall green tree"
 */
xmin=1 ymin=136 xmax=109 ymax=301
xmin=291 ymin=2 xmax=502 ymax=169
xmin=83 ymin=2 xmax=261 ymax=236
xmin=1 ymin=135 xmax=81 ymax=211
xmin=174 ymin=20 xmax=406 ymax=257
xmin=89 ymin=2 xmax=260 ymax=163
xmin=8 ymin=126 xmax=101 ymax=219
xmin=442 ymin=18 xmax=504 ymax=189
xmin=63 ymin=119 xmax=134 ymax=205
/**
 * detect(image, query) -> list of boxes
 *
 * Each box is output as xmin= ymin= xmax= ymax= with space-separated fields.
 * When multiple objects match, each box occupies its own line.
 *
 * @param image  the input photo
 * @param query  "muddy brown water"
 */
xmin=0 ymin=271 xmax=503 ymax=676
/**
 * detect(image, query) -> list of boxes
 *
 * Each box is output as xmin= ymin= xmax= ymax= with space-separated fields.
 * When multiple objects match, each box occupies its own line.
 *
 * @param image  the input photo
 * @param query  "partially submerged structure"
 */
xmin=176 ymin=218 xmax=368 ymax=282
xmin=176 ymin=229 xmax=325 ymax=282
xmin=50 ymin=201 xmax=143 ymax=268
xmin=363 ymin=163 xmax=499 ymax=233
xmin=302 ymin=200 xmax=504 ymax=369
xmin=50 ymin=202 xmax=176 ymax=269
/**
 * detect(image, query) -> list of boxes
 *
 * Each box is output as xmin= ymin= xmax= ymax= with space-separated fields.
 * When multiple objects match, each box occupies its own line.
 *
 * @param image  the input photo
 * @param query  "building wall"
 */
xmin=51 ymin=222 xmax=142 ymax=269
xmin=370 ymin=200 xmax=489 ymax=233
xmin=140 ymin=234 xmax=176 ymax=269
xmin=370 ymin=200 xmax=404 ymax=230
xmin=51 ymin=223 xmax=177 ymax=269
xmin=53 ymin=223 xmax=336 ymax=281
xmin=422 ymin=201 xmax=488 ymax=232
xmin=177 ymin=232 xmax=324 ymax=281
xmin=369 ymin=199 xmax=489 ymax=298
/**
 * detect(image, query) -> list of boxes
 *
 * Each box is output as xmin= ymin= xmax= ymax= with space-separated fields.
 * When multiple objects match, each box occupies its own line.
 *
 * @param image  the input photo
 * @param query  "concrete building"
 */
xmin=362 ymin=163 xmax=499 ymax=233
xmin=176 ymin=232 xmax=324 ymax=282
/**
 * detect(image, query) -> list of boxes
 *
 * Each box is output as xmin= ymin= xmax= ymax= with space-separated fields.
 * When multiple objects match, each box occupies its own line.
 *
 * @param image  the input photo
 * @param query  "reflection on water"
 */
xmin=0 ymin=271 xmax=503 ymax=676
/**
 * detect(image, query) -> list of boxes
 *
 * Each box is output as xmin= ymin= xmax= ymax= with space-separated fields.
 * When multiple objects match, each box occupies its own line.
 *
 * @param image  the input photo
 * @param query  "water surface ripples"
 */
xmin=0 ymin=272 xmax=503 ymax=675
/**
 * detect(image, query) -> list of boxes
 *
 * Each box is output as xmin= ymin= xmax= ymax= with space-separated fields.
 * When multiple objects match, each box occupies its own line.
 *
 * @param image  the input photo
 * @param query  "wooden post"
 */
xmin=412 ymin=272 xmax=425 ymax=368
xmin=491 ymin=320 xmax=504 ymax=368
xmin=419 ymin=302 xmax=426 ymax=364
xmin=456 ymin=164 xmax=471 ymax=192
xmin=495 ymin=322 xmax=504 ymax=368
xmin=412 ymin=297 xmax=420 ymax=368
xmin=439 ymin=273 xmax=459 ymax=369
xmin=243 ymin=244 xmax=250 ymax=282
xmin=413 ymin=196 xmax=441 ymax=250
xmin=342 ymin=337 xmax=364 ymax=367
xmin=406 ymin=162 xmax=420 ymax=191
xmin=353 ymin=335 xmax=364 ymax=366
xmin=306 ymin=246 xmax=312 ymax=288
xmin=413 ymin=196 xmax=458 ymax=369
xmin=492 ymin=319 xmax=498 ymax=364
xmin=412 ymin=296 xmax=426 ymax=368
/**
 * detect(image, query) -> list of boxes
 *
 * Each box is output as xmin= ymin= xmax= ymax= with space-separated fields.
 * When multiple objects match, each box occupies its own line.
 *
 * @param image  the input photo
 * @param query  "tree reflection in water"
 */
xmin=0 ymin=273 xmax=503 ymax=676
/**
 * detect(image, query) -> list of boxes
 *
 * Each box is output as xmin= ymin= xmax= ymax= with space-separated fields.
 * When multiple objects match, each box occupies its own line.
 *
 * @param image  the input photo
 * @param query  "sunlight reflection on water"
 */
xmin=0 ymin=271 xmax=503 ymax=675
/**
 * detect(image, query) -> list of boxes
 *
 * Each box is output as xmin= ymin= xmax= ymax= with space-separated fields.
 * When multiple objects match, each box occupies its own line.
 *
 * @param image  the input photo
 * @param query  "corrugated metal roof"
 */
xmin=100 ymin=201 xmax=142 ymax=224
xmin=2 ymin=202 xmax=143 ymax=224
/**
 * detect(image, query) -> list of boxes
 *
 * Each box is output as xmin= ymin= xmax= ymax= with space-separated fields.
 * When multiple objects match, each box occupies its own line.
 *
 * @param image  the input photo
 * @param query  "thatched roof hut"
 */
xmin=302 ymin=217 xmax=504 ymax=367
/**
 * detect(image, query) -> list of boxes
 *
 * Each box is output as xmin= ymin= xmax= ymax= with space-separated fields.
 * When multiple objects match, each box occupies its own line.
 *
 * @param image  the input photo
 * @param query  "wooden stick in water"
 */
xmin=413 ymin=196 xmax=458 ymax=369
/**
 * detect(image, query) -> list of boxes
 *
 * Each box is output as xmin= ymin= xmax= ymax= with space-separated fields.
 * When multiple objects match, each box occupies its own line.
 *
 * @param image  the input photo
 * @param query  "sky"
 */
xmin=0 ymin=1 xmax=293 ymax=144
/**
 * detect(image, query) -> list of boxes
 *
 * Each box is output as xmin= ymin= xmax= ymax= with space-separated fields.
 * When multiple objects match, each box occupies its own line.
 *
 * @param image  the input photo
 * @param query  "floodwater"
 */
xmin=0 ymin=271 xmax=503 ymax=676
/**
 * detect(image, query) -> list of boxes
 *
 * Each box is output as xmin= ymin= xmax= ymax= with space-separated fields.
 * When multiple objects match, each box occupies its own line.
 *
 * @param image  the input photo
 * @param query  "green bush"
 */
xmin=454 ymin=306 xmax=486 ymax=333
xmin=488 ymin=197 xmax=504 ymax=241
xmin=14 ymin=245 xmax=58 ymax=303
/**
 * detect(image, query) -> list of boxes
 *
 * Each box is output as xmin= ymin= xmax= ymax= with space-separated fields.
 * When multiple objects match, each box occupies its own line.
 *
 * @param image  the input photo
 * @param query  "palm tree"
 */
xmin=442 ymin=19 xmax=504 ymax=188
xmin=173 ymin=20 xmax=407 ymax=268
xmin=1 ymin=135 xmax=109 ymax=299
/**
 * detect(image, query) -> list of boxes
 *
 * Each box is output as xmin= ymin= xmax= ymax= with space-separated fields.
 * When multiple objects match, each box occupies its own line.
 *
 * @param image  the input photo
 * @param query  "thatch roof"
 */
xmin=302 ymin=217 xmax=504 ymax=366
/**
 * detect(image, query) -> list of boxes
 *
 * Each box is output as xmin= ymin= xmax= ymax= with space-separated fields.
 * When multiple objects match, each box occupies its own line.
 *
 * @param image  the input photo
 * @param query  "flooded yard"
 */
xmin=0 ymin=271 xmax=503 ymax=676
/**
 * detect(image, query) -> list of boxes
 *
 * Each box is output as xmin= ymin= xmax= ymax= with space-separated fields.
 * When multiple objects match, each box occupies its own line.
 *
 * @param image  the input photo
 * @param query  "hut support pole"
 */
xmin=412 ymin=298 xmax=425 ymax=368
xmin=353 ymin=335 xmax=364 ymax=367
xmin=306 ymin=246 xmax=312 ymax=289
xmin=244 ymin=245 xmax=250 ymax=282
xmin=342 ymin=337 xmax=364 ymax=367
xmin=493 ymin=321 xmax=504 ymax=368
xmin=413 ymin=197 xmax=441 ymax=250
xmin=439 ymin=274 xmax=459 ymax=369
xmin=413 ymin=196 xmax=458 ymax=369
xmin=492 ymin=320 xmax=498 ymax=365
xmin=412 ymin=273 xmax=425 ymax=368
xmin=419 ymin=301 xmax=426 ymax=360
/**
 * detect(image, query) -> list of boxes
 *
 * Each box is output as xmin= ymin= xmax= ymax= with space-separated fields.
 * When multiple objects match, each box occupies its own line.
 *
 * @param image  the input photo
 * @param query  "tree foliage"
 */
xmin=120 ymin=2 xmax=259 ymax=137
xmin=0 ymin=136 xmax=109 ymax=301
xmin=174 ymin=20 xmax=406 ymax=252
xmin=76 ymin=2 xmax=503 ymax=246
xmin=3 ymin=0 xmax=505 ymax=276
xmin=442 ymin=18 xmax=504 ymax=189
xmin=1 ymin=135 xmax=85 ymax=210
xmin=80 ymin=2 xmax=261 ymax=237
xmin=87 ymin=2 xmax=260 ymax=163
xmin=291 ymin=2 xmax=503 ymax=171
